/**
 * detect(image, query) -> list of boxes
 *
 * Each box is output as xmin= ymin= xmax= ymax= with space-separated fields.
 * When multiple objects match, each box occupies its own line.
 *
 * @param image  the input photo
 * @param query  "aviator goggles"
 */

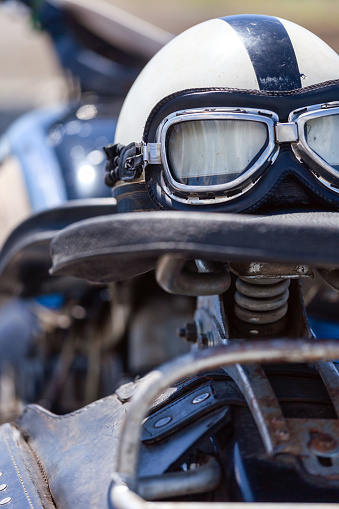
xmin=140 ymin=102 xmax=339 ymax=205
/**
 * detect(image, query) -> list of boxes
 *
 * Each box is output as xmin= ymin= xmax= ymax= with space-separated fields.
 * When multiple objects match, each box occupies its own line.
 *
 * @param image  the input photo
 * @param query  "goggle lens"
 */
xmin=166 ymin=119 xmax=269 ymax=186
xmin=305 ymin=113 xmax=339 ymax=171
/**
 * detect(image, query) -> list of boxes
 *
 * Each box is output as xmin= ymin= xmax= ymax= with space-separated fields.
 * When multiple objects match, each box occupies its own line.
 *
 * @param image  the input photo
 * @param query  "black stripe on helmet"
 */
xmin=222 ymin=15 xmax=302 ymax=91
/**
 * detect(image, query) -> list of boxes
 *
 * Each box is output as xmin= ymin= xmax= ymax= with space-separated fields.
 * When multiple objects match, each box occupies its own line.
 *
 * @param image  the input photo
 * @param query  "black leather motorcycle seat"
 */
xmin=0 ymin=198 xmax=116 ymax=296
xmin=50 ymin=210 xmax=339 ymax=283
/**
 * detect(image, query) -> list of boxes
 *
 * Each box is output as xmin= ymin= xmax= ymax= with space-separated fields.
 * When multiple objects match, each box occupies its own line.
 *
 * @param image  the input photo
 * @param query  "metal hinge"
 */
xmin=142 ymin=142 xmax=162 ymax=166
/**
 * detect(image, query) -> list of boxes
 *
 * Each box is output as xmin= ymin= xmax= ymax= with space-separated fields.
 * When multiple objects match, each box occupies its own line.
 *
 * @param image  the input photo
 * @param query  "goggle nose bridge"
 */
xmin=274 ymin=122 xmax=299 ymax=144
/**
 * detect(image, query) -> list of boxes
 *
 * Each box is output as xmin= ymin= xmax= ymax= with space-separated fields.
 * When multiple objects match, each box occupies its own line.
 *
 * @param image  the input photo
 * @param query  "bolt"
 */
xmin=176 ymin=322 xmax=197 ymax=343
xmin=310 ymin=433 xmax=338 ymax=454
xmin=275 ymin=429 xmax=290 ymax=441
xmin=201 ymin=333 xmax=210 ymax=348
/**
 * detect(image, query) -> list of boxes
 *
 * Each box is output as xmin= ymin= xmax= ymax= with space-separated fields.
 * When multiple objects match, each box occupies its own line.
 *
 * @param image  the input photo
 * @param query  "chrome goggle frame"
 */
xmin=289 ymin=101 xmax=339 ymax=192
xmin=142 ymin=103 xmax=339 ymax=205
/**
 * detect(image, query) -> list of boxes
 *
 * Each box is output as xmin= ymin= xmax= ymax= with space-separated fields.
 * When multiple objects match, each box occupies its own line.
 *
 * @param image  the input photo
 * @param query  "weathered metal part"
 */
xmin=234 ymin=304 xmax=288 ymax=325
xmin=110 ymin=340 xmax=339 ymax=509
xmin=234 ymin=278 xmax=289 ymax=325
xmin=317 ymin=267 xmax=339 ymax=291
xmin=177 ymin=322 xmax=198 ymax=344
xmin=113 ymin=339 xmax=339 ymax=479
xmin=315 ymin=361 xmax=339 ymax=418
xmin=224 ymin=363 xmax=290 ymax=455
xmin=235 ymin=291 xmax=289 ymax=312
xmin=282 ymin=418 xmax=339 ymax=479
xmin=225 ymin=356 xmax=339 ymax=476
xmin=194 ymin=295 xmax=229 ymax=347
xmin=156 ymin=255 xmax=231 ymax=296
xmin=235 ymin=279 xmax=290 ymax=298
xmin=137 ymin=455 xmax=221 ymax=500
xmin=230 ymin=262 xmax=313 ymax=279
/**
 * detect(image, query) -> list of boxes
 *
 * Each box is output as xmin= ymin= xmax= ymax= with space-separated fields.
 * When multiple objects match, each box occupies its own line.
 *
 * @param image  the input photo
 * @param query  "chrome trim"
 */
xmin=141 ymin=103 xmax=339 ymax=205
xmin=289 ymin=102 xmax=339 ymax=191
xmin=160 ymin=175 xmax=257 ymax=205
xmin=154 ymin=108 xmax=279 ymax=199
xmin=142 ymin=142 xmax=161 ymax=166
xmin=275 ymin=122 xmax=298 ymax=143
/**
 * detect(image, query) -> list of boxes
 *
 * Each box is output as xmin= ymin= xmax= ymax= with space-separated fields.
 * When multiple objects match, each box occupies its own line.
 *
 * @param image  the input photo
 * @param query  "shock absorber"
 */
xmin=234 ymin=277 xmax=290 ymax=336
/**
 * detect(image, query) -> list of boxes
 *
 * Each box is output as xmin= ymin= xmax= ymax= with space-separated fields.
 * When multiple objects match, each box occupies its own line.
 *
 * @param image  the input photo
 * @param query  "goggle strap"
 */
xmin=104 ymin=143 xmax=145 ymax=186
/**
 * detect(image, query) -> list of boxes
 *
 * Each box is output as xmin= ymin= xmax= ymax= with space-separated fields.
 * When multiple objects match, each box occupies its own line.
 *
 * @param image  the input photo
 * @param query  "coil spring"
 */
xmin=234 ymin=277 xmax=290 ymax=325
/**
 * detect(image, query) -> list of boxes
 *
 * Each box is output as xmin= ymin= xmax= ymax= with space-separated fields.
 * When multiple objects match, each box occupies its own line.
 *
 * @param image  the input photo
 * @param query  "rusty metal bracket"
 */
xmin=109 ymin=339 xmax=339 ymax=509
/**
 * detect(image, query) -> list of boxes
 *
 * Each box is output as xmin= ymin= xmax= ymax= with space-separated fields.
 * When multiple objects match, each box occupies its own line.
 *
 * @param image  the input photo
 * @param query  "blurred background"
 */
xmin=0 ymin=0 xmax=338 ymax=418
xmin=1 ymin=0 xmax=339 ymax=129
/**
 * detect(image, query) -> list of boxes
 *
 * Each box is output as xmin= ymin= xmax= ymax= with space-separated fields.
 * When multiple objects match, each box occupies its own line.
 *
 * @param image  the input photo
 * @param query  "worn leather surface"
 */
xmin=50 ymin=210 xmax=339 ymax=283
xmin=0 ymin=423 xmax=54 ymax=508
xmin=8 ymin=365 xmax=336 ymax=507
xmin=14 ymin=374 xmax=234 ymax=508
xmin=16 ymin=394 xmax=126 ymax=509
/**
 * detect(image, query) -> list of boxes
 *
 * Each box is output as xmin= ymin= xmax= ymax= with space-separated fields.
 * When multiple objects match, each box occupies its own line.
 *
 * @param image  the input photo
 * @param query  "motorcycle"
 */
xmin=0 ymin=9 xmax=339 ymax=509
xmin=0 ymin=0 xmax=178 ymax=420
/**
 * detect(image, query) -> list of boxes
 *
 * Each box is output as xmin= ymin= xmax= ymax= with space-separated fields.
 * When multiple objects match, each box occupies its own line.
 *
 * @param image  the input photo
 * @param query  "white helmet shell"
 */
xmin=115 ymin=15 xmax=339 ymax=145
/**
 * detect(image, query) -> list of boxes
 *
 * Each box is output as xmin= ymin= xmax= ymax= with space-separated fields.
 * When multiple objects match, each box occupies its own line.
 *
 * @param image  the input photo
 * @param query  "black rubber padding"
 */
xmin=50 ymin=210 xmax=339 ymax=283
xmin=0 ymin=198 xmax=116 ymax=296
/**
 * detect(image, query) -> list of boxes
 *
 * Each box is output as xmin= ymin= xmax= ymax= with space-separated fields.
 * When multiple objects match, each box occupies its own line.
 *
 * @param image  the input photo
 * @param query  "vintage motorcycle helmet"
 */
xmin=106 ymin=14 xmax=339 ymax=213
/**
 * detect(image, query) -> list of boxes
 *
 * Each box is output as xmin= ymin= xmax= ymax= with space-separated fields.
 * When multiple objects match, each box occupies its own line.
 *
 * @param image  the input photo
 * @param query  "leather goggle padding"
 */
xmin=50 ymin=210 xmax=339 ymax=283
xmin=143 ymin=82 xmax=339 ymax=213
xmin=143 ymin=81 xmax=339 ymax=142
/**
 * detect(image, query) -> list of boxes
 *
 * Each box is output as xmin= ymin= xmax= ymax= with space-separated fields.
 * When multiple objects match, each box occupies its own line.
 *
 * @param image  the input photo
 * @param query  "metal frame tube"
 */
xmin=111 ymin=339 xmax=339 ymax=509
xmin=137 ymin=456 xmax=221 ymax=501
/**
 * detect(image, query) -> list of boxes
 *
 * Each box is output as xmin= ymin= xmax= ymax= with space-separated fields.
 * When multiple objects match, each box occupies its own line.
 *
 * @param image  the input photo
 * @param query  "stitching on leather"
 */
xmin=20 ymin=393 xmax=121 ymax=421
xmin=1 ymin=426 xmax=34 ymax=509
xmin=143 ymin=80 xmax=339 ymax=139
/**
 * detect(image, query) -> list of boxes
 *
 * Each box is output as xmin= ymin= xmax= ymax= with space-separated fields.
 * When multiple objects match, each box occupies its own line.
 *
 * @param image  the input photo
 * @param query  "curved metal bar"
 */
xmin=156 ymin=255 xmax=231 ymax=296
xmin=110 ymin=479 xmax=339 ymax=509
xmin=116 ymin=340 xmax=339 ymax=477
xmin=110 ymin=340 xmax=339 ymax=509
xmin=137 ymin=455 xmax=221 ymax=501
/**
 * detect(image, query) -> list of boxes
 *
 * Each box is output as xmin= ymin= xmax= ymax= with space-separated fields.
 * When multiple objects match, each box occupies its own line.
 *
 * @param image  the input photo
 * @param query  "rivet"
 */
xmin=310 ymin=433 xmax=338 ymax=454
xmin=0 ymin=486 xmax=6 ymax=492
xmin=275 ymin=429 xmax=290 ymax=441
xmin=0 ymin=498 xmax=11 ymax=505
xmin=154 ymin=416 xmax=172 ymax=428
xmin=192 ymin=392 xmax=210 ymax=404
